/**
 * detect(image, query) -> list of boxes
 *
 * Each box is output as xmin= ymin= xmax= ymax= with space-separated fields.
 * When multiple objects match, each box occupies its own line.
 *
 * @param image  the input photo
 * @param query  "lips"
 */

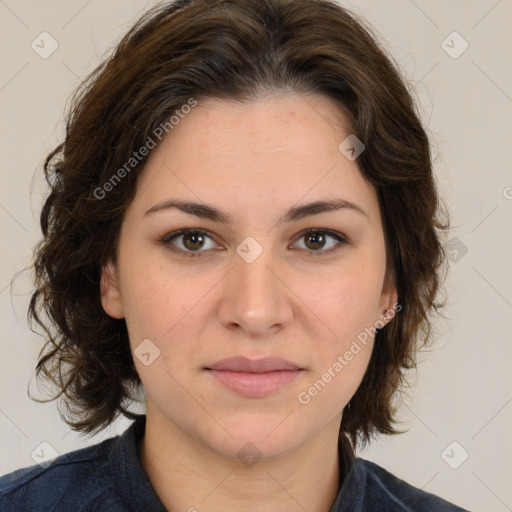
xmin=204 ymin=356 xmax=304 ymax=397
xmin=205 ymin=356 xmax=302 ymax=373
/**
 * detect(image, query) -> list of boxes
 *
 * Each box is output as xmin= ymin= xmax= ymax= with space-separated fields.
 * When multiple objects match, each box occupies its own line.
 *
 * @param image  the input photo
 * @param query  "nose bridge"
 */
xmin=221 ymin=235 xmax=292 ymax=331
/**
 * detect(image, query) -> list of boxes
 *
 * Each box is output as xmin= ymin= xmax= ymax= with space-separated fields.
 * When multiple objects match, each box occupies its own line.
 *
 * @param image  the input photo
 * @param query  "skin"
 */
xmin=100 ymin=92 xmax=398 ymax=512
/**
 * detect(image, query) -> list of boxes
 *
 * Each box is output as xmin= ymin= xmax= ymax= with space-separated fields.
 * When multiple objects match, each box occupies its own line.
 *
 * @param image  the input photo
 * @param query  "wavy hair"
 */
xmin=21 ymin=0 xmax=449 ymax=449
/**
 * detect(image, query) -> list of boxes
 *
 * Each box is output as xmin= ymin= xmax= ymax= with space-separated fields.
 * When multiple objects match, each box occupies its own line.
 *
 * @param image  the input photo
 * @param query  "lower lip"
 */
xmin=206 ymin=369 xmax=304 ymax=398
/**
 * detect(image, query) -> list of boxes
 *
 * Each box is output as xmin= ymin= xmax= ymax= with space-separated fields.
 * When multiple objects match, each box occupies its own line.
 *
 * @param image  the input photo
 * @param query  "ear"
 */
xmin=100 ymin=258 xmax=125 ymax=319
xmin=376 ymin=266 xmax=399 ymax=327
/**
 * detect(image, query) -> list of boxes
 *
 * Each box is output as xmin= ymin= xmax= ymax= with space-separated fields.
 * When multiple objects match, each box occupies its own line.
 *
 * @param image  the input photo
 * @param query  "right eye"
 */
xmin=160 ymin=229 xmax=220 ymax=257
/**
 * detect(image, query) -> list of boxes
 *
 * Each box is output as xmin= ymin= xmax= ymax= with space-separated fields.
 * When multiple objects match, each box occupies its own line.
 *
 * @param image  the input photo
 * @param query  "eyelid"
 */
xmin=292 ymin=227 xmax=348 ymax=246
xmin=160 ymin=227 xmax=349 ymax=257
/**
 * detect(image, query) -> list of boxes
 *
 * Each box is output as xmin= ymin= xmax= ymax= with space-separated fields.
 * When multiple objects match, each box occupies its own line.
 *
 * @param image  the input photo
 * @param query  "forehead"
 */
xmin=129 ymin=93 xmax=381 ymax=226
xmin=166 ymin=93 xmax=351 ymax=156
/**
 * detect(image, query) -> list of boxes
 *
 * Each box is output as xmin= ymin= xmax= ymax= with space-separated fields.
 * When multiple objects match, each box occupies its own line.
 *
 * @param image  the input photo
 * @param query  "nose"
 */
xmin=217 ymin=239 xmax=294 ymax=337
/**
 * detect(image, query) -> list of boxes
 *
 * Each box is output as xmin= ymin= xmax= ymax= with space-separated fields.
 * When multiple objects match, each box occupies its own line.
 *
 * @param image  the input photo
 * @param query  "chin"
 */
xmin=200 ymin=420 xmax=301 ymax=463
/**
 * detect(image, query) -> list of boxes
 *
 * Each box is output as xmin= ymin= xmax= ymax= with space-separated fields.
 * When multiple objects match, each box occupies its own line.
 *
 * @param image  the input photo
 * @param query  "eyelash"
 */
xmin=159 ymin=228 xmax=348 ymax=258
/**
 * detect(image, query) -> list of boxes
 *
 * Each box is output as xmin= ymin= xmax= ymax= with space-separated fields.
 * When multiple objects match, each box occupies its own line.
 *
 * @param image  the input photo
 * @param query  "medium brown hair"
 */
xmin=23 ymin=0 xmax=449 ymax=449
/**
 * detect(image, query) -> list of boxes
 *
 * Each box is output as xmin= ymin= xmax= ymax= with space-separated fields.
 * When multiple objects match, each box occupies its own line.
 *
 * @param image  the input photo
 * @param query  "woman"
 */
xmin=0 ymin=0 xmax=472 ymax=510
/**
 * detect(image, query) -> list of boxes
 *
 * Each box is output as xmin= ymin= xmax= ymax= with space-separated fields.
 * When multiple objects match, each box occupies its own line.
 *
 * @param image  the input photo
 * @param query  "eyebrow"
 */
xmin=144 ymin=198 xmax=368 ymax=224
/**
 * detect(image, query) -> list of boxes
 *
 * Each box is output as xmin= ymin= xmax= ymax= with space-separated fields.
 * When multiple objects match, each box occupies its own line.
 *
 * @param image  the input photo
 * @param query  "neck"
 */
xmin=140 ymin=407 xmax=342 ymax=512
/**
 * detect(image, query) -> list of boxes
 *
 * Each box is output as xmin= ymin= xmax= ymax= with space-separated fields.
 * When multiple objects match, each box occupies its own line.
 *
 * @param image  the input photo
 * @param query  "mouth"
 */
xmin=205 ymin=355 xmax=302 ymax=373
xmin=204 ymin=356 xmax=305 ymax=398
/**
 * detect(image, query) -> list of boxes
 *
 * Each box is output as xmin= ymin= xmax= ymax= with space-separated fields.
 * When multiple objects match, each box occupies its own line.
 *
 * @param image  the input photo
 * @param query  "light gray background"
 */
xmin=1 ymin=1 xmax=511 ymax=510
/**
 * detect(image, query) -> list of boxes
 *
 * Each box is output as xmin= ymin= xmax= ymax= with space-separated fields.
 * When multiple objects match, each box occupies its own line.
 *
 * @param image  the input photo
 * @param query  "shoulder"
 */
xmin=357 ymin=458 xmax=472 ymax=512
xmin=0 ymin=436 xmax=124 ymax=512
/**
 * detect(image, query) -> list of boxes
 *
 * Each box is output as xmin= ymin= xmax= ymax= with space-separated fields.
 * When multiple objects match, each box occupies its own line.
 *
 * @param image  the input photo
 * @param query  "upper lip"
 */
xmin=206 ymin=356 xmax=302 ymax=373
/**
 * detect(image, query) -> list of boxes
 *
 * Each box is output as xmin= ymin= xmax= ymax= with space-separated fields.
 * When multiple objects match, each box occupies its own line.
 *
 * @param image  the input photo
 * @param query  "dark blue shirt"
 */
xmin=0 ymin=415 xmax=473 ymax=511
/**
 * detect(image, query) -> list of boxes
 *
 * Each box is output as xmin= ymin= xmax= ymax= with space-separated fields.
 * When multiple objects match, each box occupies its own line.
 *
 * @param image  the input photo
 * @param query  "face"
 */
xmin=101 ymin=92 xmax=397 ymax=461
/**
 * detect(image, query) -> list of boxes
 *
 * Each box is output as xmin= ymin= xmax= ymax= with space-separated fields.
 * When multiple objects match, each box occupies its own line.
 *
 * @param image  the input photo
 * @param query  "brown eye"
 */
xmin=293 ymin=229 xmax=348 ymax=255
xmin=161 ymin=229 xmax=218 ymax=257
xmin=304 ymin=231 xmax=327 ymax=250
xmin=181 ymin=231 xmax=206 ymax=251
xmin=161 ymin=228 xmax=348 ymax=258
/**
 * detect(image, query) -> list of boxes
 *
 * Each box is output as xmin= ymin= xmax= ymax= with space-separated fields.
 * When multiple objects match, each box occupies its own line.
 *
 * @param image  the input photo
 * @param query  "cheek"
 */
xmin=122 ymin=271 xmax=198 ymax=401
xmin=303 ymin=264 xmax=384 ymax=341
xmin=119 ymin=248 xmax=192 ymax=331
xmin=120 ymin=263 xmax=217 ymax=384
xmin=295 ymin=261 xmax=382 ymax=403
xmin=297 ymin=339 xmax=374 ymax=423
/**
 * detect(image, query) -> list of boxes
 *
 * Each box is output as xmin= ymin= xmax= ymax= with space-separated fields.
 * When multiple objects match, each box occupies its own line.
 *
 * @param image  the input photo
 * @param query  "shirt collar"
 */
xmin=110 ymin=414 xmax=366 ymax=512
xmin=109 ymin=414 xmax=167 ymax=511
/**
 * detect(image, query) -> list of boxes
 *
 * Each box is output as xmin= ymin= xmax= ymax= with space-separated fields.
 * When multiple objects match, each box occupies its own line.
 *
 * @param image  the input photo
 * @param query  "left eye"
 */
xmin=293 ymin=229 xmax=347 ymax=253
xmin=161 ymin=228 xmax=348 ymax=257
